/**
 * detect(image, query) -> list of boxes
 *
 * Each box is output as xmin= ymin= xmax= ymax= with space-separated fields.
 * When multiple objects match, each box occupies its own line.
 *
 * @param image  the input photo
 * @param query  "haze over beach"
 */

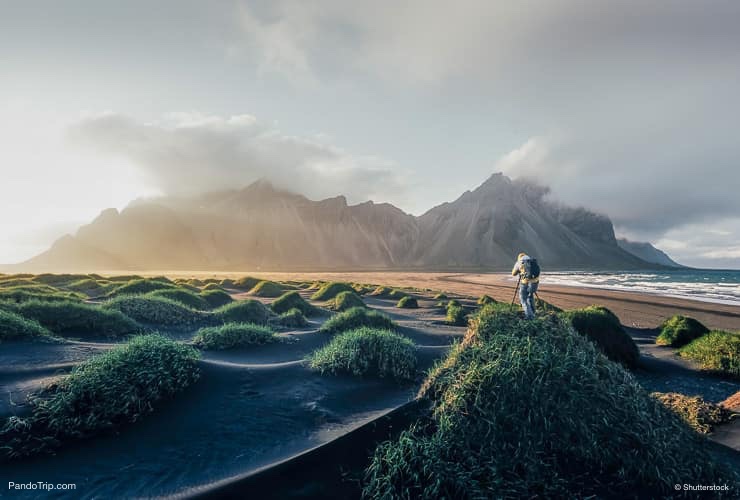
xmin=2 ymin=2 xmax=740 ymax=499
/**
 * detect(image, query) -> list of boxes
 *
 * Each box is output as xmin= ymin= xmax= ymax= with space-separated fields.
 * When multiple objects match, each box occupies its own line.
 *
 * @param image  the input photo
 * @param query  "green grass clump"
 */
xmin=104 ymin=296 xmax=204 ymax=327
xmin=271 ymin=291 xmax=319 ymax=316
xmin=0 ymin=289 xmax=84 ymax=304
xmin=64 ymin=278 xmax=103 ymax=294
xmin=320 ymin=307 xmax=396 ymax=335
xmin=107 ymin=279 xmax=176 ymax=297
xmin=679 ymin=330 xmax=740 ymax=378
xmin=277 ymin=308 xmax=309 ymax=328
xmin=219 ymin=278 xmax=235 ymax=288
xmin=200 ymin=289 xmax=233 ymax=309
xmin=144 ymin=288 xmax=209 ymax=310
xmin=330 ymin=291 xmax=366 ymax=311
xmin=213 ymin=300 xmax=271 ymax=325
xmin=397 ymin=296 xmax=418 ymax=309
xmin=193 ymin=323 xmax=277 ymax=350
xmin=31 ymin=273 xmax=89 ymax=286
xmin=0 ymin=335 xmax=200 ymax=459
xmin=477 ymin=294 xmax=496 ymax=306
xmin=249 ymin=280 xmax=284 ymax=298
xmin=370 ymin=286 xmax=394 ymax=297
xmin=652 ymin=392 xmax=735 ymax=434
xmin=445 ymin=304 xmax=467 ymax=326
xmin=201 ymin=283 xmax=223 ymax=292
xmin=364 ymin=309 xmax=731 ymax=498
xmin=14 ymin=300 xmax=140 ymax=338
xmin=656 ymin=315 xmax=709 ymax=347
xmin=0 ymin=309 xmax=52 ymax=342
xmin=308 ymin=327 xmax=416 ymax=381
xmin=311 ymin=282 xmax=355 ymax=301
xmin=562 ymin=306 xmax=639 ymax=368
xmin=233 ymin=276 xmax=260 ymax=290
xmin=433 ymin=292 xmax=448 ymax=300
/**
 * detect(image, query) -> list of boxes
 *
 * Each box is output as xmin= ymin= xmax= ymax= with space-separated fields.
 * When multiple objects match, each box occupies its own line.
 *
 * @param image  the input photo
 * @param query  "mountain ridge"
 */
xmin=12 ymin=173 xmax=680 ymax=272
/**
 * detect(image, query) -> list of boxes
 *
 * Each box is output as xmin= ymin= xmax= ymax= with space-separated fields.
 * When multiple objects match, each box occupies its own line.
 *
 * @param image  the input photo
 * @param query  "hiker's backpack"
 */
xmin=522 ymin=258 xmax=541 ymax=280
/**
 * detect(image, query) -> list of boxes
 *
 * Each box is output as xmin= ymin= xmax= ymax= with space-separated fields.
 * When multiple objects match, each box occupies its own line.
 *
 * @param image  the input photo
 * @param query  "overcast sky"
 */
xmin=1 ymin=0 xmax=739 ymax=268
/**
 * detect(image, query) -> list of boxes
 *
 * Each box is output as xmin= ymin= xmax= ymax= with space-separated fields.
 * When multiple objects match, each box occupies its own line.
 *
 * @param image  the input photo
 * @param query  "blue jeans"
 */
xmin=519 ymin=282 xmax=538 ymax=319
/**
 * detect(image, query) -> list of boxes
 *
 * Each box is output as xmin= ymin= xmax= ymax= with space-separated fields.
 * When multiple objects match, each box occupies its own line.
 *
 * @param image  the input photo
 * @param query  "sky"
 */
xmin=1 ymin=0 xmax=739 ymax=268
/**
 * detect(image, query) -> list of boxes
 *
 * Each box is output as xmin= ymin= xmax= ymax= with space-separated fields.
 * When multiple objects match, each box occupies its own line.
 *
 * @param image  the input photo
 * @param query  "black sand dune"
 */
xmin=0 ymin=291 xmax=464 ymax=499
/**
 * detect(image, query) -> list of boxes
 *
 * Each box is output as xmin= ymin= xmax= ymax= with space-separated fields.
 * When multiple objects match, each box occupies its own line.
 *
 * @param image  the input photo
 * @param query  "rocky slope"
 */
xmin=617 ymin=238 xmax=684 ymax=268
xmin=18 ymin=174 xmax=661 ymax=271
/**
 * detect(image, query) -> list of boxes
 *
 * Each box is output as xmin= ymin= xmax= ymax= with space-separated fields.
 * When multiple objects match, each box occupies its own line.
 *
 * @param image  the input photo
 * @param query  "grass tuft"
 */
xmin=106 ymin=279 xmax=177 ymax=297
xmin=271 ymin=291 xmax=319 ymax=316
xmin=679 ymin=330 xmax=740 ymax=379
xmin=562 ymin=305 xmax=639 ymax=367
xmin=329 ymin=291 xmax=366 ymax=311
xmin=104 ymin=296 xmax=204 ymax=327
xmin=0 ymin=335 xmax=200 ymax=459
xmin=0 ymin=309 xmax=52 ymax=342
xmin=319 ymin=307 xmax=396 ymax=335
xmin=277 ymin=308 xmax=309 ymax=328
xmin=14 ymin=300 xmax=140 ymax=338
xmin=396 ymin=296 xmax=418 ymax=309
xmin=308 ymin=327 xmax=416 ymax=381
xmin=249 ymin=280 xmax=284 ymax=298
xmin=652 ymin=392 xmax=735 ymax=434
xmin=200 ymin=289 xmax=233 ymax=309
xmin=656 ymin=315 xmax=709 ymax=347
xmin=445 ymin=303 xmax=467 ymax=326
xmin=311 ymin=282 xmax=355 ymax=301
xmin=145 ymin=288 xmax=209 ymax=310
xmin=213 ymin=300 xmax=271 ymax=325
xmin=233 ymin=276 xmax=260 ymax=290
xmin=193 ymin=322 xmax=278 ymax=350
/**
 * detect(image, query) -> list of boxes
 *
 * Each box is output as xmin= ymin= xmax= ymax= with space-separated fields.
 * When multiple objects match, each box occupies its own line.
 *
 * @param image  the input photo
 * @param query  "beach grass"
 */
xmin=249 ymin=280 xmax=284 ymax=298
xmin=319 ymin=307 xmax=396 ymax=335
xmin=311 ymin=282 xmax=355 ymax=301
xmin=445 ymin=303 xmax=467 ymax=326
xmin=0 ymin=309 xmax=53 ymax=342
xmin=271 ymin=291 xmax=319 ymax=316
xmin=200 ymin=289 xmax=233 ymax=309
xmin=364 ymin=309 xmax=731 ymax=498
xmin=193 ymin=322 xmax=278 ymax=350
xmin=104 ymin=295 xmax=204 ymax=327
xmin=477 ymin=294 xmax=496 ymax=306
xmin=14 ymin=299 xmax=140 ymax=338
xmin=277 ymin=308 xmax=309 ymax=328
xmin=0 ymin=334 xmax=200 ymax=460
xmin=329 ymin=291 xmax=366 ymax=311
xmin=652 ymin=392 xmax=735 ymax=434
xmin=396 ymin=296 xmax=418 ymax=309
xmin=213 ymin=299 xmax=271 ymax=325
xmin=656 ymin=315 xmax=709 ymax=347
xmin=308 ymin=327 xmax=416 ymax=381
xmin=145 ymin=288 xmax=210 ymax=311
xmin=679 ymin=330 xmax=740 ymax=378
xmin=562 ymin=305 xmax=639 ymax=367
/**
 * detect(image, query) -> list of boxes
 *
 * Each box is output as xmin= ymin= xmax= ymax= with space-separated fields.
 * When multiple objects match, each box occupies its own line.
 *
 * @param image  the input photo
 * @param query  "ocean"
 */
xmin=541 ymin=269 xmax=740 ymax=306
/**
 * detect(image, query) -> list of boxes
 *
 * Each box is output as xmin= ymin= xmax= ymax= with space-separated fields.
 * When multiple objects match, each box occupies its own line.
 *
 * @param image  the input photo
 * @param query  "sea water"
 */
xmin=540 ymin=269 xmax=740 ymax=306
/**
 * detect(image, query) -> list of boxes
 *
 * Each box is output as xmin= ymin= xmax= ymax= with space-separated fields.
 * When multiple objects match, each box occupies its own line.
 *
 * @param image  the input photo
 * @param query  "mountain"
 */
xmin=18 ymin=173 xmax=660 ymax=271
xmin=617 ymin=238 xmax=684 ymax=268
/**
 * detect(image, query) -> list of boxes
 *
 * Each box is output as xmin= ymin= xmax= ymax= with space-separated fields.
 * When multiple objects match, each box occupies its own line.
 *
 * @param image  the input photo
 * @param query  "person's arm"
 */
xmin=512 ymin=261 xmax=520 ymax=276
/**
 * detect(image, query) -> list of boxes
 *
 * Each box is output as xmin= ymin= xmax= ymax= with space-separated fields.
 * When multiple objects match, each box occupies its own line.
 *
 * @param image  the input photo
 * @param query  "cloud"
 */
xmin=68 ymin=112 xmax=408 ymax=205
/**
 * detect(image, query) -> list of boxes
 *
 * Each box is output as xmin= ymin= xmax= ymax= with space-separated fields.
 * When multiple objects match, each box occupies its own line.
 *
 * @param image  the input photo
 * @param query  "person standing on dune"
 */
xmin=512 ymin=252 xmax=540 ymax=319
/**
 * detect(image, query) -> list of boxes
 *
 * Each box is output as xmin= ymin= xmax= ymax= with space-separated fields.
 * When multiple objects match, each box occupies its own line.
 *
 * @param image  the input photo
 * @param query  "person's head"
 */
xmin=517 ymin=252 xmax=527 ymax=260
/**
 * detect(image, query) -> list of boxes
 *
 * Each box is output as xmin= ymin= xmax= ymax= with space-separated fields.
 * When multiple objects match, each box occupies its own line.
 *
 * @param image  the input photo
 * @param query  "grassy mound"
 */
xmin=65 ymin=278 xmax=104 ymax=295
xmin=396 ymin=296 xmax=418 ymax=309
xmin=319 ymin=307 xmax=396 ymax=335
xmin=311 ymin=282 xmax=355 ymax=301
xmin=193 ymin=323 xmax=277 ymax=350
xmin=104 ymin=296 xmax=204 ymax=327
xmin=200 ymin=289 xmax=233 ymax=309
xmin=679 ymin=330 xmax=740 ymax=378
xmin=445 ymin=303 xmax=467 ymax=326
xmin=107 ymin=279 xmax=176 ymax=297
xmin=364 ymin=309 xmax=731 ymax=498
xmin=562 ymin=306 xmax=639 ymax=368
xmin=330 ymin=291 xmax=366 ymax=311
xmin=0 ymin=309 xmax=52 ymax=342
xmin=308 ymin=327 xmax=416 ymax=381
xmin=201 ymin=283 xmax=223 ymax=291
xmin=433 ymin=293 xmax=448 ymax=300
xmin=31 ymin=273 xmax=88 ymax=286
xmin=145 ymin=289 xmax=209 ymax=310
xmin=213 ymin=300 xmax=271 ymax=325
xmin=219 ymin=278 xmax=235 ymax=288
xmin=0 ymin=335 xmax=200 ymax=459
xmin=271 ymin=291 xmax=318 ymax=316
xmin=656 ymin=315 xmax=709 ymax=347
xmin=477 ymin=294 xmax=496 ymax=306
xmin=14 ymin=300 xmax=140 ymax=338
xmin=277 ymin=308 xmax=309 ymax=328
xmin=249 ymin=280 xmax=284 ymax=298
xmin=652 ymin=392 xmax=735 ymax=434
xmin=233 ymin=276 xmax=260 ymax=290
xmin=0 ymin=288 xmax=84 ymax=304
xmin=370 ymin=286 xmax=396 ymax=298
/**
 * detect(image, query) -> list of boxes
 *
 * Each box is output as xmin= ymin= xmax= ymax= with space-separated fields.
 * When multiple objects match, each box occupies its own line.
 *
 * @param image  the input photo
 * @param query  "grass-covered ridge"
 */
xmin=277 ymin=308 xmax=308 ymax=328
xmin=271 ymin=291 xmax=319 ymax=316
xmin=145 ymin=288 xmax=210 ymax=311
xmin=213 ymin=300 xmax=271 ymax=325
xmin=319 ymin=307 xmax=396 ymax=335
xmin=652 ymin=392 xmax=735 ymax=434
xmin=200 ymin=289 xmax=233 ymax=309
xmin=193 ymin=323 xmax=278 ymax=350
xmin=656 ymin=315 xmax=709 ymax=347
xmin=311 ymin=282 xmax=355 ymax=301
xmin=0 ymin=309 xmax=52 ymax=342
xmin=106 ymin=279 xmax=177 ymax=297
xmin=0 ymin=335 xmax=200 ymax=460
xmin=679 ymin=330 xmax=740 ymax=379
xmin=13 ymin=300 xmax=140 ymax=338
xmin=308 ymin=327 xmax=416 ymax=381
xmin=364 ymin=309 xmax=731 ymax=498
xmin=562 ymin=305 xmax=639 ymax=367
xmin=104 ymin=295 xmax=204 ymax=327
